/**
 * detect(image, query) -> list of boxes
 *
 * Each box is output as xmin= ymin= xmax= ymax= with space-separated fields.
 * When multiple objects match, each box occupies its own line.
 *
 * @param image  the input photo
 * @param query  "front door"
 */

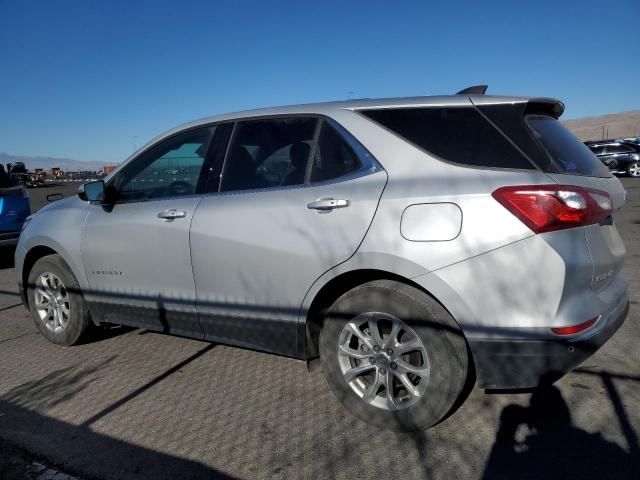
xmin=81 ymin=126 xmax=216 ymax=336
xmin=190 ymin=117 xmax=387 ymax=356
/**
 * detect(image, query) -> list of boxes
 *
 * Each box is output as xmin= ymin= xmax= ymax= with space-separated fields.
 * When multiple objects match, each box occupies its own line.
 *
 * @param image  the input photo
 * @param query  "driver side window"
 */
xmin=117 ymin=126 xmax=215 ymax=202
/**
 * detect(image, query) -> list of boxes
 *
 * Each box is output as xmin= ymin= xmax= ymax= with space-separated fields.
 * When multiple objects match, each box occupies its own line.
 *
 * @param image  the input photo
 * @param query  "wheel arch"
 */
xmin=303 ymin=267 xmax=477 ymax=411
xmin=20 ymin=242 xmax=88 ymax=314
xmin=302 ymin=268 xmax=473 ymax=367
xmin=21 ymin=245 xmax=59 ymax=309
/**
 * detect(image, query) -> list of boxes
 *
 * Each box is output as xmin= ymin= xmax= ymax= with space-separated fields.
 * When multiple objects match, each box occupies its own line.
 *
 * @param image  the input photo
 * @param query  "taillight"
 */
xmin=492 ymin=184 xmax=612 ymax=234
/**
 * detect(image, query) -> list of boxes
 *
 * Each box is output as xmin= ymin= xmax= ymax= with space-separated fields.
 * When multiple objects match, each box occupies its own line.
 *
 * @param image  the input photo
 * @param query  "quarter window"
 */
xmin=221 ymin=117 xmax=318 ymax=192
xmin=117 ymin=127 xmax=214 ymax=201
xmin=361 ymin=107 xmax=535 ymax=170
xmin=310 ymin=122 xmax=362 ymax=182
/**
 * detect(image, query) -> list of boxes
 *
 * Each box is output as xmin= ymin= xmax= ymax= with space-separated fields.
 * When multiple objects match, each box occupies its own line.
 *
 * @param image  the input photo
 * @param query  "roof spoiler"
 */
xmin=457 ymin=85 xmax=488 ymax=95
xmin=525 ymin=97 xmax=565 ymax=119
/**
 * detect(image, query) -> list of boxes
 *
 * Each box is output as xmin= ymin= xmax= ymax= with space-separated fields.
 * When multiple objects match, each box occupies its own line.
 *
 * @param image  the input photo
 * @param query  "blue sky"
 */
xmin=1 ymin=0 xmax=638 ymax=164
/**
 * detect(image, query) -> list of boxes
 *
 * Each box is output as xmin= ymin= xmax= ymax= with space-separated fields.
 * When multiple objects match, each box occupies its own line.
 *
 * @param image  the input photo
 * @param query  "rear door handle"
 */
xmin=157 ymin=209 xmax=187 ymax=220
xmin=307 ymin=198 xmax=350 ymax=211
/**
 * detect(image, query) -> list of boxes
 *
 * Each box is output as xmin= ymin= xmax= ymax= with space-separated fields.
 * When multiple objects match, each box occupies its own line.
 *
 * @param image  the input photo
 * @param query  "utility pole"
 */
xmin=602 ymin=125 xmax=605 ymax=140
xmin=132 ymin=136 xmax=139 ymax=153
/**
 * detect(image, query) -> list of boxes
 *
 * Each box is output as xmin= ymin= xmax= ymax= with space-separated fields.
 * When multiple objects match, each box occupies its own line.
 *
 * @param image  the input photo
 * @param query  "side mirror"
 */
xmin=78 ymin=180 xmax=105 ymax=202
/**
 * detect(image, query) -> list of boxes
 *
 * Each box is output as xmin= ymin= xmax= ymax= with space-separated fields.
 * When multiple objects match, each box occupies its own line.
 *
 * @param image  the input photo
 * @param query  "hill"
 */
xmin=562 ymin=110 xmax=640 ymax=142
xmin=0 ymin=152 xmax=105 ymax=172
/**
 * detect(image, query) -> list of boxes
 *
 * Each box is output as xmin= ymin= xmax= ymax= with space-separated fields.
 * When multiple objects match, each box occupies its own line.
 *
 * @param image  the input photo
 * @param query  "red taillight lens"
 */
xmin=492 ymin=185 xmax=612 ymax=234
xmin=551 ymin=317 xmax=599 ymax=336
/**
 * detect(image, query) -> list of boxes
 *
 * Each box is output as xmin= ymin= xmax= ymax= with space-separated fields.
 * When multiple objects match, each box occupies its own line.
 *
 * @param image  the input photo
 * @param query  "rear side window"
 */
xmin=360 ymin=107 xmax=535 ymax=170
xmin=310 ymin=122 xmax=361 ymax=182
xmin=605 ymin=144 xmax=634 ymax=154
xmin=526 ymin=115 xmax=610 ymax=177
xmin=220 ymin=117 xmax=318 ymax=192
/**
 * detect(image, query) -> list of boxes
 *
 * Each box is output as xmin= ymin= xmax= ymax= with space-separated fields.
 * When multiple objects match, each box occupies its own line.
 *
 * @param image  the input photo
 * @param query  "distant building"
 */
xmin=101 ymin=165 xmax=117 ymax=175
xmin=31 ymin=168 xmax=46 ymax=183
xmin=50 ymin=167 xmax=63 ymax=178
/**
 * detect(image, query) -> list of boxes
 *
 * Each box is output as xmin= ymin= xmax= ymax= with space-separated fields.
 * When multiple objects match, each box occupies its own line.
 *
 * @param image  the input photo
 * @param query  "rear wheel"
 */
xmin=627 ymin=161 xmax=640 ymax=177
xmin=319 ymin=280 xmax=469 ymax=431
xmin=27 ymin=254 xmax=92 ymax=346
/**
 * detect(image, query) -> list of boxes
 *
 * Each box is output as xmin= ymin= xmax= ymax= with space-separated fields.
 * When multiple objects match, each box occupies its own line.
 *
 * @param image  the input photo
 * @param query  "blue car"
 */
xmin=0 ymin=167 xmax=30 ymax=247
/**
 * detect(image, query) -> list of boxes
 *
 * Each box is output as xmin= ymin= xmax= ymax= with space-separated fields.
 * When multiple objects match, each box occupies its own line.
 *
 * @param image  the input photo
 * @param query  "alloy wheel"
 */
xmin=34 ymin=272 xmax=71 ymax=333
xmin=337 ymin=312 xmax=430 ymax=411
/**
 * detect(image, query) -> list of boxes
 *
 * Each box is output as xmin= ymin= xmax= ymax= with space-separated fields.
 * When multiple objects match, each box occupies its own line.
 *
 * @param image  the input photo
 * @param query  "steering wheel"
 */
xmin=166 ymin=180 xmax=194 ymax=197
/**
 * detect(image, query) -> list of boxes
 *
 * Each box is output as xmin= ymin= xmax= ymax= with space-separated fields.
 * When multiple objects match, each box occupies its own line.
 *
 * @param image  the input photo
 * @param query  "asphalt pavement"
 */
xmin=0 ymin=180 xmax=639 ymax=480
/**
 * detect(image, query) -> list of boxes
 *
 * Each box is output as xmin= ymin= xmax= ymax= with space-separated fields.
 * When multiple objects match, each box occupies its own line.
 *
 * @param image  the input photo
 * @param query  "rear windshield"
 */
xmin=360 ymin=107 xmax=536 ymax=170
xmin=525 ymin=115 xmax=610 ymax=177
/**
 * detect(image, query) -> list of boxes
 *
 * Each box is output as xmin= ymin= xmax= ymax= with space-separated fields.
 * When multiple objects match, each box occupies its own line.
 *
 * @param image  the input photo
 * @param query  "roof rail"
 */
xmin=456 ymin=85 xmax=488 ymax=95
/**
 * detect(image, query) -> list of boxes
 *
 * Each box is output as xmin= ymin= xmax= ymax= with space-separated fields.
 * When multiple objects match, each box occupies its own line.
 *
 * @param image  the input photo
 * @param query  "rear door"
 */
xmin=610 ymin=144 xmax=637 ymax=170
xmin=190 ymin=116 xmax=386 ymax=356
xmin=599 ymin=145 xmax=618 ymax=169
xmin=589 ymin=145 xmax=613 ymax=169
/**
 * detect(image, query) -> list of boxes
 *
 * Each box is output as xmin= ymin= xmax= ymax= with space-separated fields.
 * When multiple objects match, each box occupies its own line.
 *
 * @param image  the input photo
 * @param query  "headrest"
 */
xmin=290 ymin=142 xmax=311 ymax=168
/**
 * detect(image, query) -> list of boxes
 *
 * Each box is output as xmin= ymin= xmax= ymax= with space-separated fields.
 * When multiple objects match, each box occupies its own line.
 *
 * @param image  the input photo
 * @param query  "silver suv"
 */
xmin=15 ymin=88 xmax=629 ymax=431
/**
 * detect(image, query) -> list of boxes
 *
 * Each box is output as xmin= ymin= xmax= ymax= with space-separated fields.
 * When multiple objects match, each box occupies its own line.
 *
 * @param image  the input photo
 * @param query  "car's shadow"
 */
xmin=80 ymin=324 xmax=137 ymax=344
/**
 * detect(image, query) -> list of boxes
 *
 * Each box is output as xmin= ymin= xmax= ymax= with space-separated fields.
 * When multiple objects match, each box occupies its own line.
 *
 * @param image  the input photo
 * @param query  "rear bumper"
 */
xmin=0 ymin=230 xmax=20 ymax=247
xmin=468 ymin=295 xmax=629 ymax=389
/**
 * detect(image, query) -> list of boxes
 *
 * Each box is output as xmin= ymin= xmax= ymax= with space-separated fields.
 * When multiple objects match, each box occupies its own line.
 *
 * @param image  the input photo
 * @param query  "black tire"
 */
xmin=27 ymin=254 xmax=92 ymax=346
xmin=627 ymin=161 xmax=640 ymax=178
xmin=319 ymin=280 xmax=469 ymax=431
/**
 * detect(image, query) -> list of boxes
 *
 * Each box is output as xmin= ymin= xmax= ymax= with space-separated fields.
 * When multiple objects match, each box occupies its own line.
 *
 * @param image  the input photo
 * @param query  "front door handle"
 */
xmin=307 ymin=198 xmax=350 ymax=211
xmin=157 ymin=209 xmax=187 ymax=220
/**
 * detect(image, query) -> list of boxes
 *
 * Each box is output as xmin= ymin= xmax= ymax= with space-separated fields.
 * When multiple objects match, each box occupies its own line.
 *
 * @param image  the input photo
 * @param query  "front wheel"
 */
xmin=27 ymin=254 xmax=92 ymax=346
xmin=627 ymin=161 xmax=640 ymax=177
xmin=319 ymin=280 xmax=469 ymax=431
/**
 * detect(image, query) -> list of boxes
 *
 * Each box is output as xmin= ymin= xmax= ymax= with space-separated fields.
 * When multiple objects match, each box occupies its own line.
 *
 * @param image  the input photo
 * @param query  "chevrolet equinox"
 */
xmin=16 ymin=86 xmax=629 ymax=431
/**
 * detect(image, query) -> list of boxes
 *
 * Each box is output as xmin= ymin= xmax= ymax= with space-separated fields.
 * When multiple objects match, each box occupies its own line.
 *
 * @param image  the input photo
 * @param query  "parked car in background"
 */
xmin=585 ymin=140 xmax=640 ymax=177
xmin=15 ymin=88 xmax=629 ymax=431
xmin=0 ymin=165 xmax=31 ymax=247
xmin=617 ymin=137 xmax=640 ymax=144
